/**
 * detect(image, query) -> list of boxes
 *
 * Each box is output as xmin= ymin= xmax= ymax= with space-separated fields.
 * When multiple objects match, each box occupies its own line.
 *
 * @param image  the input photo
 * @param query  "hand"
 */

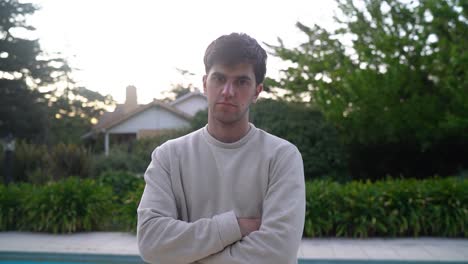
xmin=237 ymin=217 xmax=261 ymax=237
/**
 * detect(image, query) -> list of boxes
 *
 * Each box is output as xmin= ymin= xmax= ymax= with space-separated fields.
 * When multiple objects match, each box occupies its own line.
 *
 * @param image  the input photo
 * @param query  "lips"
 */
xmin=216 ymin=102 xmax=237 ymax=107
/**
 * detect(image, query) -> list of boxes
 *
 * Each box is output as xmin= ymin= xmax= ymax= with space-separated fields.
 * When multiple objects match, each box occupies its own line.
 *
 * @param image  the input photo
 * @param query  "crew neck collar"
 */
xmin=202 ymin=123 xmax=257 ymax=149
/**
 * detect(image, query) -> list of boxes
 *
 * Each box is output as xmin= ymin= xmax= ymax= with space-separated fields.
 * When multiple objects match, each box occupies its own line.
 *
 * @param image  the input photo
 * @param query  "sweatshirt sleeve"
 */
xmin=198 ymin=145 xmax=306 ymax=264
xmin=137 ymin=145 xmax=242 ymax=264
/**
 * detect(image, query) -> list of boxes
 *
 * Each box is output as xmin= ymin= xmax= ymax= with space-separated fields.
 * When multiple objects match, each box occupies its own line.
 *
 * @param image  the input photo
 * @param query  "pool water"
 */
xmin=2 ymin=262 xmax=77 ymax=264
xmin=0 ymin=252 xmax=144 ymax=264
xmin=298 ymin=260 xmax=467 ymax=264
xmin=0 ymin=252 xmax=466 ymax=264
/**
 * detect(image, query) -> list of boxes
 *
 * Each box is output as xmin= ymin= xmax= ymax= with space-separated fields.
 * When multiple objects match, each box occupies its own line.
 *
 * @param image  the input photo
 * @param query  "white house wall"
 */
xmin=173 ymin=96 xmax=207 ymax=116
xmin=108 ymin=106 xmax=190 ymax=134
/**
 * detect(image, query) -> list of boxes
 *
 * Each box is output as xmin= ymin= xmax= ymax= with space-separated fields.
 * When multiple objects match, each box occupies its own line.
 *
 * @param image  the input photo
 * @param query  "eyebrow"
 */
xmin=211 ymin=72 xmax=252 ymax=80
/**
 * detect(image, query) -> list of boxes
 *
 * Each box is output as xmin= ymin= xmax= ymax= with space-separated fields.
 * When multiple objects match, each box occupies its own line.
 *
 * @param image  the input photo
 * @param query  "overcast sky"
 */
xmin=28 ymin=0 xmax=338 ymax=103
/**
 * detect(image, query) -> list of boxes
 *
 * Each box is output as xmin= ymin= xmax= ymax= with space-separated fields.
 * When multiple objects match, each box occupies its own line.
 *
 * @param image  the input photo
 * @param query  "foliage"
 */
xmin=304 ymin=177 xmax=468 ymax=238
xmin=132 ymin=131 xmax=189 ymax=163
xmin=0 ymin=176 xmax=140 ymax=233
xmin=0 ymin=81 xmax=49 ymax=143
xmin=18 ymin=177 xmax=114 ymax=233
xmin=115 ymin=180 xmax=145 ymax=232
xmin=191 ymin=99 xmax=347 ymax=179
xmin=0 ymin=183 xmax=31 ymax=230
xmin=267 ymin=0 xmax=468 ymax=179
xmin=97 ymin=170 xmax=143 ymax=202
xmin=48 ymin=143 xmax=91 ymax=180
xmin=1 ymin=132 xmax=187 ymax=184
xmin=250 ymin=99 xmax=347 ymax=179
xmin=190 ymin=109 xmax=208 ymax=130
xmin=0 ymin=0 xmax=67 ymax=141
xmin=91 ymin=149 xmax=148 ymax=177
xmin=96 ymin=171 xmax=144 ymax=231
xmin=0 ymin=0 xmax=114 ymax=144
xmin=91 ymin=129 xmax=190 ymax=176
xmin=0 ymin=141 xmax=92 ymax=184
xmin=2 ymin=175 xmax=467 ymax=237
xmin=47 ymin=87 xmax=115 ymax=144
xmin=11 ymin=141 xmax=50 ymax=183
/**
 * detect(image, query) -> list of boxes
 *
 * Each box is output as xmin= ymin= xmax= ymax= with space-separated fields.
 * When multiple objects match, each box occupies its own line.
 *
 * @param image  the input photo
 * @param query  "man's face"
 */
xmin=203 ymin=63 xmax=262 ymax=125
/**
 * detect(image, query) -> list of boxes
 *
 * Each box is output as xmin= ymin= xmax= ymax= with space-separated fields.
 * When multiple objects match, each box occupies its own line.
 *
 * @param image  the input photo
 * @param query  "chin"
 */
xmin=214 ymin=113 xmax=243 ymax=125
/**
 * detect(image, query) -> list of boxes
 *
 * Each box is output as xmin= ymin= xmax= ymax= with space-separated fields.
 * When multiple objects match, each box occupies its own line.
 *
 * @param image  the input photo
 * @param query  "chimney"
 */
xmin=125 ymin=85 xmax=138 ymax=112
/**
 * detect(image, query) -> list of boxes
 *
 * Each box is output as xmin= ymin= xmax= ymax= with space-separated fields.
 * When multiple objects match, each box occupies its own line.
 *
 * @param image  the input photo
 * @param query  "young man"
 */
xmin=137 ymin=33 xmax=305 ymax=264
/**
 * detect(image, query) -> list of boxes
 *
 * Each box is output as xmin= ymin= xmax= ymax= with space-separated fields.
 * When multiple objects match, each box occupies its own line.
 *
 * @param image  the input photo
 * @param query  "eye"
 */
xmin=237 ymin=78 xmax=251 ymax=87
xmin=211 ymin=75 xmax=225 ymax=84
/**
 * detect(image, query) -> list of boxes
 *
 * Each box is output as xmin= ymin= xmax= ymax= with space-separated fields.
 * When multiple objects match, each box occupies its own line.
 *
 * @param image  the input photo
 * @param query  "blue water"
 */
xmin=1 ymin=262 xmax=78 ymax=264
xmin=1 ymin=252 xmax=467 ymax=264
xmin=2 ymin=261 xmax=468 ymax=264
xmin=0 ymin=251 xmax=144 ymax=264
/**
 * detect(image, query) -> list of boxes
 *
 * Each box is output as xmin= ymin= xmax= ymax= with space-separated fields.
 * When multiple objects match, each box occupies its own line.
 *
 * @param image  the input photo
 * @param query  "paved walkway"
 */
xmin=0 ymin=232 xmax=467 ymax=262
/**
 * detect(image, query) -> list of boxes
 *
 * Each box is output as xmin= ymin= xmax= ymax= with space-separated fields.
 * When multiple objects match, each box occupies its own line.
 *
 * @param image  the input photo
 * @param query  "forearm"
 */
xmin=137 ymin=209 xmax=241 ymax=264
xmin=198 ymin=200 xmax=304 ymax=264
xmin=200 ymin=231 xmax=302 ymax=264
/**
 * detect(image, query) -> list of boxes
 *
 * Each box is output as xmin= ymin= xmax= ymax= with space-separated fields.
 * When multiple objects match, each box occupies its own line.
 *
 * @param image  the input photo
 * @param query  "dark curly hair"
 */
xmin=203 ymin=33 xmax=267 ymax=85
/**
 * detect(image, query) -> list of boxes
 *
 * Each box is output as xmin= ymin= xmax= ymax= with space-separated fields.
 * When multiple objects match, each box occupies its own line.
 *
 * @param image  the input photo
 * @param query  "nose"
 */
xmin=221 ymin=80 xmax=235 ymax=98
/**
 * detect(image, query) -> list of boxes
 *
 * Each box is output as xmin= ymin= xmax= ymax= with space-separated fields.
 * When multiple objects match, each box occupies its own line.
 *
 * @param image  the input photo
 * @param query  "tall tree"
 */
xmin=268 ymin=0 xmax=468 ymax=178
xmin=47 ymin=86 xmax=115 ymax=144
xmin=0 ymin=0 xmax=70 ymax=142
xmin=0 ymin=0 xmax=115 ymax=144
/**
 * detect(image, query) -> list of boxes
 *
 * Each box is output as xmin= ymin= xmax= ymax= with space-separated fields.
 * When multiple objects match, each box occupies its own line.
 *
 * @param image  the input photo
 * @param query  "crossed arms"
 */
xmin=137 ymin=146 xmax=305 ymax=264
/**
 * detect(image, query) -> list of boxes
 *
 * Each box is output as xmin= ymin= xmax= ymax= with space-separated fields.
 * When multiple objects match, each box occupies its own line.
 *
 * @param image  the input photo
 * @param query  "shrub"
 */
xmin=117 ymin=180 xmax=145 ymax=232
xmin=347 ymin=138 xmax=468 ymax=181
xmin=250 ymin=99 xmax=347 ymax=179
xmin=97 ymin=170 xmax=143 ymax=202
xmin=18 ymin=177 xmax=113 ymax=233
xmin=12 ymin=141 xmax=50 ymax=183
xmin=1 ymin=141 xmax=93 ymax=184
xmin=91 ymin=149 xmax=148 ymax=177
xmin=96 ymin=170 xmax=144 ymax=231
xmin=0 ymin=184 xmax=31 ymax=230
xmin=90 ymin=130 xmax=190 ymax=177
xmin=49 ymin=143 xmax=91 ymax=180
xmin=133 ymin=130 xmax=191 ymax=158
xmin=304 ymin=177 xmax=468 ymax=238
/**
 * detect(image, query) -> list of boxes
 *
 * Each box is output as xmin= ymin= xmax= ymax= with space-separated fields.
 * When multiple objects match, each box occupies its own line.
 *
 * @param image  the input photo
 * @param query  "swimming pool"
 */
xmin=0 ymin=252 xmax=466 ymax=264
xmin=298 ymin=260 xmax=467 ymax=264
xmin=0 ymin=252 xmax=144 ymax=264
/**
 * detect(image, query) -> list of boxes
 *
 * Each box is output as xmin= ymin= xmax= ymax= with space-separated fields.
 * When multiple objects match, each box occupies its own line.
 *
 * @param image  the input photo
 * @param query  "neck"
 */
xmin=207 ymin=117 xmax=250 ymax=143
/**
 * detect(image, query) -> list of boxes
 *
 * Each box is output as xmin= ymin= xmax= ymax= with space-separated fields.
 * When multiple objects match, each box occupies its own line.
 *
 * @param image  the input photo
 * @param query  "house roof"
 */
xmin=83 ymin=99 xmax=193 ymax=138
xmin=170 ymin=90 xmax=206 ymax=106
xmin=92 ymin=103 xmax=141 ymax=131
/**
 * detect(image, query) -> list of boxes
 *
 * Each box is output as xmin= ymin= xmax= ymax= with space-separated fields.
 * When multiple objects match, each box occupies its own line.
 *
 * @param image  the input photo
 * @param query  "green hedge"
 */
xmin=0 ymin=183 xmax=31 ymax=230
xmin=97 ymin=171 xmax=143 ymax=202
xmin=97 ymin=171 xmax=145 ymax=232
xmin=0 ymin=171 xmax=145 ymax=233
xmin=0 ymin=178 xmax=114 ymax=233
xmin=117 ymin=180 xmax=145 ymax=232
xmin=2 ymin=176 xmax=466 ymax=237
xmin=90 ymin=150 xmax=148 ymax=178
xmin=305 ymin=177 xmax=468 ymax=238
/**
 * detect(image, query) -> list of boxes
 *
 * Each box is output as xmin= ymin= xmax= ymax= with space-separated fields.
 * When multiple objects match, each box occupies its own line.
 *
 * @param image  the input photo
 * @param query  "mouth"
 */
xmin=216 ymin=102 xmax=237 ymax=107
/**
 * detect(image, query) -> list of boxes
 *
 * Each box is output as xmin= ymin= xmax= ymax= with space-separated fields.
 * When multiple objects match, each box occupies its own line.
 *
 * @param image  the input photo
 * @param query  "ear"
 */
xmin=202 ymin=75 xmax=207 ymax=95
xmin=252 ymin=83 xmax=263 ymax=103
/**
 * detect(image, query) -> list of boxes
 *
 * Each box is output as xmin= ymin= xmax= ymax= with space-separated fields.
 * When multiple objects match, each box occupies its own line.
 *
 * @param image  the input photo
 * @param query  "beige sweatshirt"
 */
xmin=137 ymin=124 xmax=305 ymax=264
